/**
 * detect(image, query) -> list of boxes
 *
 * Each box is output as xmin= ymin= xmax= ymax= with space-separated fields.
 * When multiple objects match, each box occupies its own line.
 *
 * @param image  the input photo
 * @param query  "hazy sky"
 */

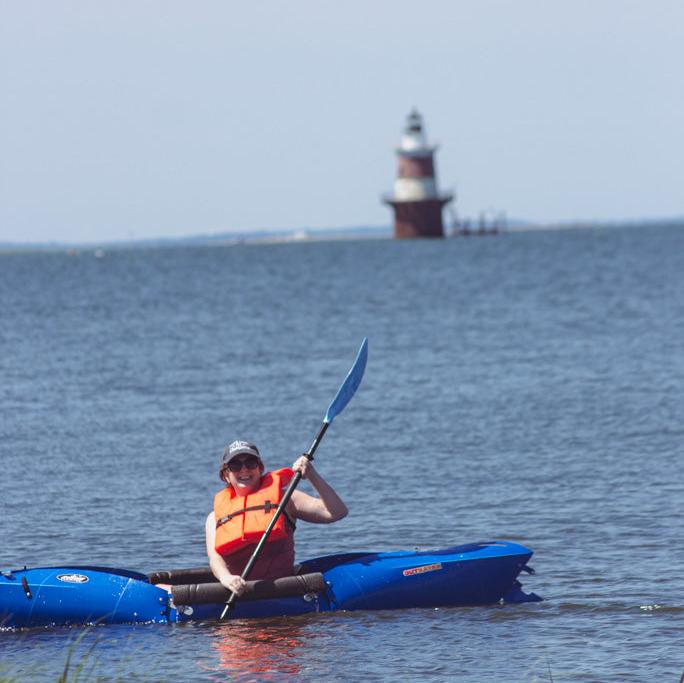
xmin=1 ymin=1 xmax=682 ymax=243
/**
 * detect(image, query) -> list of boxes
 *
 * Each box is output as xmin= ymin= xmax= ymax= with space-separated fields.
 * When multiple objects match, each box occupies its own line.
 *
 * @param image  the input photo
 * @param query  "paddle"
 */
xmin=219 ymin=338 xmax=368 ymax=620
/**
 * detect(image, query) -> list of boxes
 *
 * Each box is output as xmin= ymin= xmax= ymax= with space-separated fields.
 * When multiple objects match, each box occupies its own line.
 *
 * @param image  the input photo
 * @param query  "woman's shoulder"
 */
xmin=287 ymin=490 xmax=304 ymax=511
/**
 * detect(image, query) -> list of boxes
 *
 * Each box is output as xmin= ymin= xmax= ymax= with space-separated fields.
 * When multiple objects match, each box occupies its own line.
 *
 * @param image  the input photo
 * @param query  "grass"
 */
xmin=0 ymin=627 xmax=144 ymax=683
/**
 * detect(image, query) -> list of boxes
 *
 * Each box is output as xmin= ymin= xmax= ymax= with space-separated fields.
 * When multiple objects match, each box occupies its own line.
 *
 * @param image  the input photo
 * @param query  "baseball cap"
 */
xmin=221 ymin=440 xmax=262 ymax=468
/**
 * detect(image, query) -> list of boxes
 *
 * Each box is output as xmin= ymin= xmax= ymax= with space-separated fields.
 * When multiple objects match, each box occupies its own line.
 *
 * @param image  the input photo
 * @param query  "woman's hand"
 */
xmin=221 ymin=574 xmax=247 ymax=596
xmin=292 ymin=454 xmax=313 ymax=479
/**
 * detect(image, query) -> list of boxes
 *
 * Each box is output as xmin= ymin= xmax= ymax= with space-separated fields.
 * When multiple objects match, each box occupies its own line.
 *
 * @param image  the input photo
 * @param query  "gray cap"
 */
xmin=221 ymin=440 xmax=261 ymax=467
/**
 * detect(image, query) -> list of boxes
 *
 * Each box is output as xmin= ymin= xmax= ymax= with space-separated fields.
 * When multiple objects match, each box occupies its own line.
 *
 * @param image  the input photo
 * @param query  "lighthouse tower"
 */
xmin=382 ymin=109 xmax=453 ymax=238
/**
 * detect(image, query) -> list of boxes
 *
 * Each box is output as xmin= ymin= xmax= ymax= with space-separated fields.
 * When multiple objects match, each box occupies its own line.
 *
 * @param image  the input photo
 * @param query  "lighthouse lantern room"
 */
xmin=382 ymin=109 xmax=453 ymax=238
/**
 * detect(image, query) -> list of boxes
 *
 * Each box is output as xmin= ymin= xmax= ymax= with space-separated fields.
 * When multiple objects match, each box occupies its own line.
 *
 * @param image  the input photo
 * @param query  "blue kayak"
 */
xmin=0 ymin=541 xmax=541 ymax=629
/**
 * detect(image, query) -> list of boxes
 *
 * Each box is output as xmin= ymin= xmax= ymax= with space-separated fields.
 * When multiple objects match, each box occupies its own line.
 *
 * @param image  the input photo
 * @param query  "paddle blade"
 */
xmin=324 ymin=338 xmax=368 ymax=424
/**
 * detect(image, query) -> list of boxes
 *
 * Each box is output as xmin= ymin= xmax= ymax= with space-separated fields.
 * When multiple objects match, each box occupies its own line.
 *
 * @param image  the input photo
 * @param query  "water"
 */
xmin=1 ymin=225 xmax=683 ymax=681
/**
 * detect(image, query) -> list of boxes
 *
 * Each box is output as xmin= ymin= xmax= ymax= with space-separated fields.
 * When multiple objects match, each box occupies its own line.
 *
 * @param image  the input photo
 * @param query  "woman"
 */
xmin=205 ymin=440 xmax=347 ymax=596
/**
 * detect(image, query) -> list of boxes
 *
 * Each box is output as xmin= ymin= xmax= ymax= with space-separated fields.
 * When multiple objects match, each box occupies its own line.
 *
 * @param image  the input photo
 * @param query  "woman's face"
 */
xmin=223 ymin=454 xmax=263 ymax=495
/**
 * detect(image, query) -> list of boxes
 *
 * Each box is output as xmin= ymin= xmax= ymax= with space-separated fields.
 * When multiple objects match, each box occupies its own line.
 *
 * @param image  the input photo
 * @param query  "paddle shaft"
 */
xmin=220 ymin=421 xmax=329 ymax=618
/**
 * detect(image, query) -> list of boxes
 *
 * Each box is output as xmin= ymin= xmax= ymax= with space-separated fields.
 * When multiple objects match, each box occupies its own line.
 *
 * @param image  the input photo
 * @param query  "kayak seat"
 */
xmin=148 ymin=567 xmax=216 ymax=585
xmin=149 ymin=563 xmax=308 ymax=585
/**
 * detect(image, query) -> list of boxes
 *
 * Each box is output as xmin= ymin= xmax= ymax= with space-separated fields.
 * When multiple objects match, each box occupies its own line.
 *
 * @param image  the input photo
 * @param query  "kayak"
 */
xmin=0 ymin=540 xmax=541 ymax=629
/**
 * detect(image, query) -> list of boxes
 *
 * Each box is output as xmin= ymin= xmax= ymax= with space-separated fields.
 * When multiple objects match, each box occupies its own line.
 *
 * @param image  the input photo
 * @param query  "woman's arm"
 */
xmin=205 ymin=511 xmax=247 ymax=595
xmin=289 ymin=456 xmax=348 ymax=524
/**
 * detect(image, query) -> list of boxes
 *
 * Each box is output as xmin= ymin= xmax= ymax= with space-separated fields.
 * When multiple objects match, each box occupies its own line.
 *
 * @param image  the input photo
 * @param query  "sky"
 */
xmin=1 ymin=0 xmax=683 ymax=243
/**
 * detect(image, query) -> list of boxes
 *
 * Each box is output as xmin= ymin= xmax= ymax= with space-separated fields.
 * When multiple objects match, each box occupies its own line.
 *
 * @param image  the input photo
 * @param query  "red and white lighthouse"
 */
xmin=382 ymin=109 xmax=453 ymax=238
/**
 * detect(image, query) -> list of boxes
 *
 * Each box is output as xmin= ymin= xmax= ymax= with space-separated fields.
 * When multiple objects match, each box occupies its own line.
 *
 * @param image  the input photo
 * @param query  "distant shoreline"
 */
xmin=1 ymin=218 xmax=682 ymax=253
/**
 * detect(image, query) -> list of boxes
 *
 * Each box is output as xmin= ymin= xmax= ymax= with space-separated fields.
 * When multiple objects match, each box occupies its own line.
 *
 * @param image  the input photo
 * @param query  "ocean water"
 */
xmin=1 ymin=225 xmax=682 ymax=682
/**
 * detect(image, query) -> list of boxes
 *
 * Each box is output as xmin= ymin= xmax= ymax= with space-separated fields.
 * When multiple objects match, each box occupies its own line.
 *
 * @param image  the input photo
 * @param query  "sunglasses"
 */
xmin=225 ymin=455 xmax=260 ymax=473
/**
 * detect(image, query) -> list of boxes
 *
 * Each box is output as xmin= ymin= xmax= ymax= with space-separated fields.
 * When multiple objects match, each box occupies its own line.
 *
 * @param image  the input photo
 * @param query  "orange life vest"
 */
xmin=214 ymin=468 xmax=295 ymax=557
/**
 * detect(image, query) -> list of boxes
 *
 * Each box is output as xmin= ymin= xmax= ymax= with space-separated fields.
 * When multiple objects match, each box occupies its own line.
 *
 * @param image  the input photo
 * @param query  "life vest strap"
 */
xmin=216 ymin=502 xmax=297 ymax=531
xmin=216 ymin=502 xmax=273 ymax=528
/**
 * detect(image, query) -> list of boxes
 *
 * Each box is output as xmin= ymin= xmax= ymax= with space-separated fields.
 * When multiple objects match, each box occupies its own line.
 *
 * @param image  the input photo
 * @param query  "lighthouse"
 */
xmin=382 ymin=109 xmax=453 ymax=238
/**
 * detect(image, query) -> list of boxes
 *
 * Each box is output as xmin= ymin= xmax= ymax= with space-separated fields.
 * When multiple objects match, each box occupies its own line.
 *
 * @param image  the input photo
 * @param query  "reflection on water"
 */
xmin=204 ymin=618 xmax=307 ymax=680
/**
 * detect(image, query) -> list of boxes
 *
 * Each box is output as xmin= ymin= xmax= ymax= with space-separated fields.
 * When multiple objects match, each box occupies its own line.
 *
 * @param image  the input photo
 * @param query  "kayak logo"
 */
xmin=56 ymin=573 xmax=90 ymax=584
xmin=402 ymin=563 xmax=442 ymax=577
